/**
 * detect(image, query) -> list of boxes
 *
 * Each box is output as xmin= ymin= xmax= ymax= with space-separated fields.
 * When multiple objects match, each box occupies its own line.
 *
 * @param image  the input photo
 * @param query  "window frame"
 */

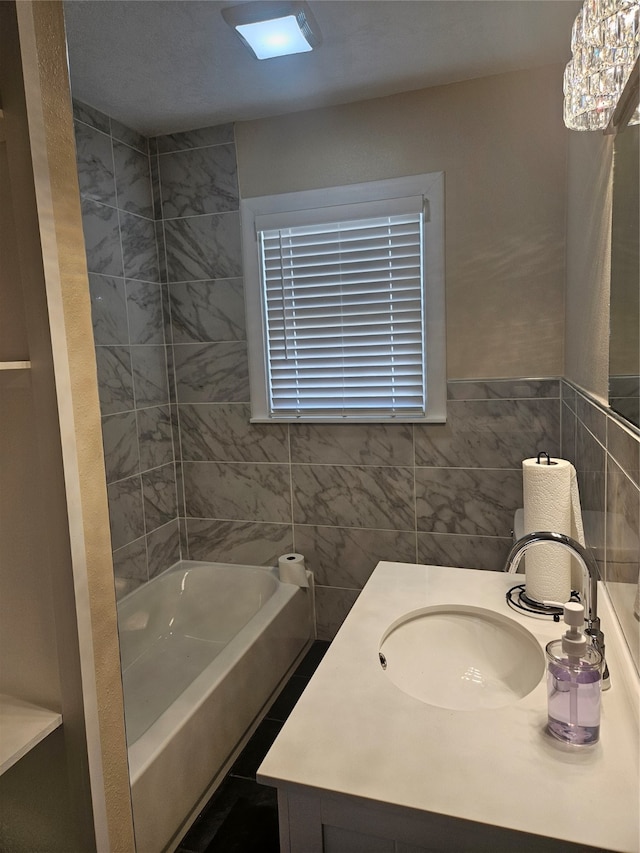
xmin=241 ymin=172 xmax=446 ymax=423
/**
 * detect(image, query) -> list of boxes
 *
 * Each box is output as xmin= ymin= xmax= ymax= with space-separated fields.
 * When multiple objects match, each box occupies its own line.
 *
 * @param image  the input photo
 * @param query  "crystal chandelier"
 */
xmin=563 ymin=0 xmax=640 ymax=130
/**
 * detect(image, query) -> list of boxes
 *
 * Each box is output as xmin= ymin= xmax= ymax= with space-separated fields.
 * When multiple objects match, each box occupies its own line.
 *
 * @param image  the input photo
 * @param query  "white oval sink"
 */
xmin=379 ymin=605 xmax=545 ymax=711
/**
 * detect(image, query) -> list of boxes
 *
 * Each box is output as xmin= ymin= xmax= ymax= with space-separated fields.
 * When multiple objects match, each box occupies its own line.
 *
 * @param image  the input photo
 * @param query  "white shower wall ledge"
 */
xmin=0 ymin=694 xmax=62 ymax=775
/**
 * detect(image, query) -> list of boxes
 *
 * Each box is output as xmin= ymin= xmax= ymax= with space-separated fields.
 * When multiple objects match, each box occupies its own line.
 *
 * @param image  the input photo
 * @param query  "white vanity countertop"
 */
xmin=258 ymin=563 xmax=640 ymax=852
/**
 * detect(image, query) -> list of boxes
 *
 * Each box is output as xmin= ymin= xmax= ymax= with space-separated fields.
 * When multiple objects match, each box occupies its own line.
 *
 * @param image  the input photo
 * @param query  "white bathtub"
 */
xmin=117 ymin=560 xmax=314 ymax=853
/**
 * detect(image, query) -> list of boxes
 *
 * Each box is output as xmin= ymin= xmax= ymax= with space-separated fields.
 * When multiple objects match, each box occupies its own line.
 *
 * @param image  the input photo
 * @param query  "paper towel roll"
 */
xmin=522 ymin=456 xmax=584 ymax=604
xmin=278 ymin=553 xmax=309 ymax=587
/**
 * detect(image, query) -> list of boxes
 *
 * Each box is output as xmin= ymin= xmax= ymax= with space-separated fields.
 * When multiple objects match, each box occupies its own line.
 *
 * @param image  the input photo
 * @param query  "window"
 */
xmin=241 ymin=172 xmax=445 ymax=423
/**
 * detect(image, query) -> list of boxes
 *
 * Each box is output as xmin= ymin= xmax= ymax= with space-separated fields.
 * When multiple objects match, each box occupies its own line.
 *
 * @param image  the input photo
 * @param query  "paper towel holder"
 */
xmin=536 ymin=451 xmax=558 ymax=465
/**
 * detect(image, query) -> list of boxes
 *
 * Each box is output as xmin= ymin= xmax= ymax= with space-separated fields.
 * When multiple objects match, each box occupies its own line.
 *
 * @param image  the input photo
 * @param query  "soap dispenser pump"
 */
xmin=545 ymin=602 xmax=602 ymax=745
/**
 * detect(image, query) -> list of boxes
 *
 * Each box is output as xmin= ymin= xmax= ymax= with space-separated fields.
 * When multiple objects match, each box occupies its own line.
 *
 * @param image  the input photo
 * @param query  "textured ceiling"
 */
xmin=63 ymin=0 xmax=581 ymax=135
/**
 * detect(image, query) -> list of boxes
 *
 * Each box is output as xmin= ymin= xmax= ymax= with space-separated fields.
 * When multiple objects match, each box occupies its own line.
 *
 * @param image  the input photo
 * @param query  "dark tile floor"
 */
xmin=176 ymin=640 xmax=330 ymax=853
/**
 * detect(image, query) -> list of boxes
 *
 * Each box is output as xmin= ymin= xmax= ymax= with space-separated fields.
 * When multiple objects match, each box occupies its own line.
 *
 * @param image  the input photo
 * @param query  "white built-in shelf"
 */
xmin=0 ymin=694 xmax=62 ymax=775
xmin=0 ymin=361 xmax=31 ymax=371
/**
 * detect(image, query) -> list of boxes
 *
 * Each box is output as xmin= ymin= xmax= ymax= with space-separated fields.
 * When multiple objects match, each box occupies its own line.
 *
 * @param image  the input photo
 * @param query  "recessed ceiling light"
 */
xmin=221 ymin=1 xmax=322 ymax=60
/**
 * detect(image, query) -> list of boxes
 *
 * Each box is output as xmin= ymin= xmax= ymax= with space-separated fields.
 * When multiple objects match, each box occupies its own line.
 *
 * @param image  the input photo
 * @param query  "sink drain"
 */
xmin=379 ymin=652 xmax=387 ymax=670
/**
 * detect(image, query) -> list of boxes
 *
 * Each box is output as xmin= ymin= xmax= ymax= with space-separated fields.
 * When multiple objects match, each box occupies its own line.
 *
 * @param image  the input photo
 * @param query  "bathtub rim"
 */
xmin=117 ymin=559 xmax=281 ymax=676
xmin=163 ymin=634 xmax=314 ymax=853
xmin=117 ymin=558 xmax=281 ymax=610
xmin=126 ymin=562 xmax=314 ymax=853
xmin=125 ymin=559 xmax=308 ymax=785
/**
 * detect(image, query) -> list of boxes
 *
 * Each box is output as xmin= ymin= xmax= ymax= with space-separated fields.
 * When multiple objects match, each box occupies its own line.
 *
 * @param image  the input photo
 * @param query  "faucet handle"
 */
xmin=585 ymin=620 xmax=611 ymax=690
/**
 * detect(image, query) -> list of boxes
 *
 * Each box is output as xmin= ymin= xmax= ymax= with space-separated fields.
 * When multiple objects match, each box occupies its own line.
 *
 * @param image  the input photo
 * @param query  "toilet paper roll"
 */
xmin=278 ymin=553 xmax=309 ymax=587
xmin=522 ymin=457 xmax=584 ymax=604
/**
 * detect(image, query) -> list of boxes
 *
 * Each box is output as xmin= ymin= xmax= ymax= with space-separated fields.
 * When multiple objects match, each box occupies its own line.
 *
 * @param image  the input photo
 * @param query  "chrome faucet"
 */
xmin=504 ymin=531 xmax=610 ymax=689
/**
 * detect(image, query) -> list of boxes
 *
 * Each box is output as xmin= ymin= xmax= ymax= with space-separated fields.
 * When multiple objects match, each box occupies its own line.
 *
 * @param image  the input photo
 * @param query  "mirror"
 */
xmin=609 ymin=74 xmax=640 ymax=430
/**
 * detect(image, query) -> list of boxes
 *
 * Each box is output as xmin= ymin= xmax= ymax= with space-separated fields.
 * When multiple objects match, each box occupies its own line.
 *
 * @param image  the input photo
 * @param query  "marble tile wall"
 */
xmin=177 ymin=378 xmax=560 ymax=640
xmin=561 ymin=380 xmax=640 ymax=675
xmin=149 ymin=123 xmax=572 ymax=639
xmin=149 ymin=123 xmax=246 ymax=572
xmin=74 ymin=101 xmax=180 ymax=598
xmin=609 ymin=375 xmax=640 ymax=426
xmin=80 ymin=115 xmax=639 ymax=650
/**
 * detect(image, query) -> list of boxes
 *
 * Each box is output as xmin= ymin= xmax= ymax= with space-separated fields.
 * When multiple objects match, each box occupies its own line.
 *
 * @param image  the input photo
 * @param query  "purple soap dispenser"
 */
xmin=545 ymin=602 xmax=602 ymax=745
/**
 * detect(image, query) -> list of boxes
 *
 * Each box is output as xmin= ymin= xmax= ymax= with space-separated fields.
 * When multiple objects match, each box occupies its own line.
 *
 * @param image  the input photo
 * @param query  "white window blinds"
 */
xmin=256 ymin=197 xmax=427 ymax=419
